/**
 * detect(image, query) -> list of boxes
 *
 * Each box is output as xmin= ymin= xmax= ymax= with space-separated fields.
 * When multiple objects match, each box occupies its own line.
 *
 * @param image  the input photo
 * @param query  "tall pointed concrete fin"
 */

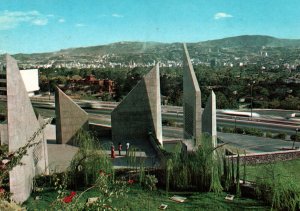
xmin=183 ymin=43 xmax=202 ymax=140
xmin=112 ymin=63 xmax=163 ymax=144
xmin=55 ymin=87 xmax=89 ymax=144
xmin=202 ymin=90 xmax=217 ymax=148
xmin=6 ymin=54 xmax=48 ymax=203
xmin=145 ymin=63 xmax=162 ymax=143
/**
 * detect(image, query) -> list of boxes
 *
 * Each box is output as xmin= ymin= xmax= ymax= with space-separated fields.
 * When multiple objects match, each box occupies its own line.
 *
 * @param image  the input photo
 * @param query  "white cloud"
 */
xmin=112 ymin=13 xmax=124 ymax=18
xmin=0 ymin=10 xmax=49 ymax=30
xmin=58 ymin=18 xmax=65 ymax=23
xmin=214 ymin=12 xmax=233 ymax=20
xmin=75 ymin=23 xmax=85 ymax=27
xmin=32 ymin=18 xmax=48 ymax=25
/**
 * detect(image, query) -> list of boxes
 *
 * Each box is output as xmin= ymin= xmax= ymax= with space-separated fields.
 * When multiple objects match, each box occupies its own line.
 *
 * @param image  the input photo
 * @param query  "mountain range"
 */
xmin=3 ymin=35 xmax=300 ymax=65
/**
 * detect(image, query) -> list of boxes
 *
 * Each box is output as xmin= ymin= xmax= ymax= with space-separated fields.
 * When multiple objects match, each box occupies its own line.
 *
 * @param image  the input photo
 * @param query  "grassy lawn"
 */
xmin=24 ymin=186 xmax=268 ymax=211
xmin=244 ymin=158 xmax=300 ymax=184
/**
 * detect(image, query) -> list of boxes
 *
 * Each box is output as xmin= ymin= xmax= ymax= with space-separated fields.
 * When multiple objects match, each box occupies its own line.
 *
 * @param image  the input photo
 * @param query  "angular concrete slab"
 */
xmin=202 ymin=91 xmax=217 ymax=148
xmin=183 ymin=43 xmax=202 ymax=140
xmin=37 ymin=115 xmax=49 ymax=175
xmin=0 ymin=123 xmax=8 ymax=145
xmin=6 ymin=54 xmax=48 ymax=203
xmin=55 ymin=87 xmax=89 ymax=145
xmin=111 ymin=63 xmax=163 ymax=144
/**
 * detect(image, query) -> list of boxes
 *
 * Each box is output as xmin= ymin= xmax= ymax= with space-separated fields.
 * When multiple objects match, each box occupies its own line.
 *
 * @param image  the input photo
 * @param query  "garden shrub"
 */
xmin=165 ymin=134 xmax=223 ymax=193
xmin=265 ymin=132 xmax=273 ymax=138
xmin=217 ymin=126 xmax=223 ymax=132
xmin=244 ymin=128 xmax=264 ymax=137
xmin=235 ymin=127 xmax=244 ymax=134
xmin=290 ymin=134 xmax=300 ymax=142
xmin=68 ymin=130 xmax=113 ymax=188
xmin=223 ymin=127 xmax=235 ymax=133
xmin=143 ymin=175 xmax=158 ymax=191
xmin=273 ymin=133 xmax=287 ymax=140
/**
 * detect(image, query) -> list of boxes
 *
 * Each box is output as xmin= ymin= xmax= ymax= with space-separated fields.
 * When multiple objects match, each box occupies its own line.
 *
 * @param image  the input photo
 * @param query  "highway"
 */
xmin=0 ymin=97 xmax=292 ymax=153
xmin=28 ymin=98 xmax=300 ymax=136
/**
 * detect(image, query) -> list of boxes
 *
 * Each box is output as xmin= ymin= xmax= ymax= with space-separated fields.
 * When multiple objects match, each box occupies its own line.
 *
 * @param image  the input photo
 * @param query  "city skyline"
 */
xmin=1 ymin=0 xmax=300 ymax=54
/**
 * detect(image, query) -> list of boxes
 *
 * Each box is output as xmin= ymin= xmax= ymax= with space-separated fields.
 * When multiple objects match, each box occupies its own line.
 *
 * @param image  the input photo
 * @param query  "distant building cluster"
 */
xmin=60 ymin=74 xmax=115 ymax=97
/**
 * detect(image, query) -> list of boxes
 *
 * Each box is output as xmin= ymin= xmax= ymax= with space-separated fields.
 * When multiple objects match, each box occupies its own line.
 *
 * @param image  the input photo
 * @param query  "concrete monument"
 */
xmin=37 ymin=115 xmax=49 ymax=175
xmin=6 ymin=54 xmax=48 ymax=203
xmin=183 ymin=43 xmax=202 ymax=140
xmin=55 ymin=87 xmax=89 ymax=145
xmin=202 ymin=91 xmax=217 ymax=148
xmin=0 ymin=123 xmax=8 ymax=145
xmin=111 ymin=63 xmax=163 ymax=144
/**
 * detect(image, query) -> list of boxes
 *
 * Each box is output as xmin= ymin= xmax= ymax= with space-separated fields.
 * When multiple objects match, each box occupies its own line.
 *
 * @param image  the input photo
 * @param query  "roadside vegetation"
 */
xmin=39 ymin=64 xmax=300 ymax=110
xmin=218 ymin=126 xmax=295 ymax=142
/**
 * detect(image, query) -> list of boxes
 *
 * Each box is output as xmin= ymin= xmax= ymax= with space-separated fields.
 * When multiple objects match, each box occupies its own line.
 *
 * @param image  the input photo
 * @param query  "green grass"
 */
xmin=24 ymin=186 xmax=268 ymax=211
xmin=119 ymin=188 xmax=268 ymax=211
xmin=244 ymin=158 xmax=300 ymax=184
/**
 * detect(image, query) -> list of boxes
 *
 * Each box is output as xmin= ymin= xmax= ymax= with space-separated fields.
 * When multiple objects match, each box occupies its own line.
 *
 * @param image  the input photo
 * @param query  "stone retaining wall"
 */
xmin=228 ymin=150 xmax=300 ymax=164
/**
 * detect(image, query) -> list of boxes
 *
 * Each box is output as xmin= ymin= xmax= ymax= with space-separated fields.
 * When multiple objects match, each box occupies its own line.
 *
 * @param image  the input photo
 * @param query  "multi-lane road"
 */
xmin=0 ymin=97 xmax=294 ymax=153
xmin=28 ymin=97 xmax=300 ymax=136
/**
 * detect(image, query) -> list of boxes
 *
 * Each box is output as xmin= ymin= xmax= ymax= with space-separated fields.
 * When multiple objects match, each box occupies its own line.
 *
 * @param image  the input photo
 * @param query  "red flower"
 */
xmin=128 ymin=179 xmax=134 ymax=184
xmin=63 ymin=196 xmax=73 ymax=203
xmin=62 ymin=191 xmax=76 ymax=203
xmin=0 ymin=188 xmax=5 ymax=194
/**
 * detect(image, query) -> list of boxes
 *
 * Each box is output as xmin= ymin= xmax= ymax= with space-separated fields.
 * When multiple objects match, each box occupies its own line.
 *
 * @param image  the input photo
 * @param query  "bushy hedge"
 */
xmin=273 ymin=133 xmax=287 ymax=140
xmin=243 ymin=128 xmax=264 ymax=137
xmin=221 ymin=127 xmax=290 ymax=140
xmin=221 ymin=127 xmax=264 ymax=137
xmin=290 ymin=134 xmax=300 ymax=142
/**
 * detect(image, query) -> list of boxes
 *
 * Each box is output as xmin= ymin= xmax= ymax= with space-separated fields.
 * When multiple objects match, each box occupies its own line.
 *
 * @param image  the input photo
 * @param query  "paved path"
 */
xmin=218 ymin=132 xmax=300 ymax=153
xmin=47 ymin=143 xmax=159 ymax=173
xmin=45 ymin=124 xmax=160 ymax=172
xmin=47 ymin=143 xmax=78 ymax=173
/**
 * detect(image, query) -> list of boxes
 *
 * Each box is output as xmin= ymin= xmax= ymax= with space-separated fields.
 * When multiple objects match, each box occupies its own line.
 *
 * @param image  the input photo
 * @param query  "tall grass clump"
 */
xmin=255 ymin=162 xmax=300 ymax=211
xmin=165 ymin=134 xmax=223 ymax=193
xmin=68 ymin=130 xmax=113 ymax=188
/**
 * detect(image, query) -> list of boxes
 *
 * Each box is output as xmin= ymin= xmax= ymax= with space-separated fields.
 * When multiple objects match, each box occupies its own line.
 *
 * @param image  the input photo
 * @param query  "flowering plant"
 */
xmin=128 ymin=179 xmax=134 ymax=185
xmin=62 ymin=191 xmax=76 ymax=203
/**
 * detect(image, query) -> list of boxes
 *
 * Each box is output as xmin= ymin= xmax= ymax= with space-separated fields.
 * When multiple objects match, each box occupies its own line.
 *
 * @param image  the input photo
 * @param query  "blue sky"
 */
xmin=1 ymin=0 xmax=300 ymax=54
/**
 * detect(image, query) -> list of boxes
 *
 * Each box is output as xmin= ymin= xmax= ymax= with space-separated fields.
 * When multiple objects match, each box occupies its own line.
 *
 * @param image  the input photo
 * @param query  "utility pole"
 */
xmin=248 ymin=81 xmax=255 ymax=120
xmin=292 ymin=128 xmax=299 ymax=149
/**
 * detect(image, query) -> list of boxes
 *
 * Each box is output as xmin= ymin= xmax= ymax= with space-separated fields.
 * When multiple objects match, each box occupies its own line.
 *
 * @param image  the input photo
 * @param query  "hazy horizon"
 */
xmin=1 ymin=0 xmax=300 ymax=54
xmin=4 ymin=34 xmax=299 ymax=55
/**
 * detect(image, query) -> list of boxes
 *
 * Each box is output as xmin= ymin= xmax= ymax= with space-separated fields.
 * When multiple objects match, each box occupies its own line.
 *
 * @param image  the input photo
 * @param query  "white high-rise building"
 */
xmin=20 ymin=69 xmax=39 ymax=96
